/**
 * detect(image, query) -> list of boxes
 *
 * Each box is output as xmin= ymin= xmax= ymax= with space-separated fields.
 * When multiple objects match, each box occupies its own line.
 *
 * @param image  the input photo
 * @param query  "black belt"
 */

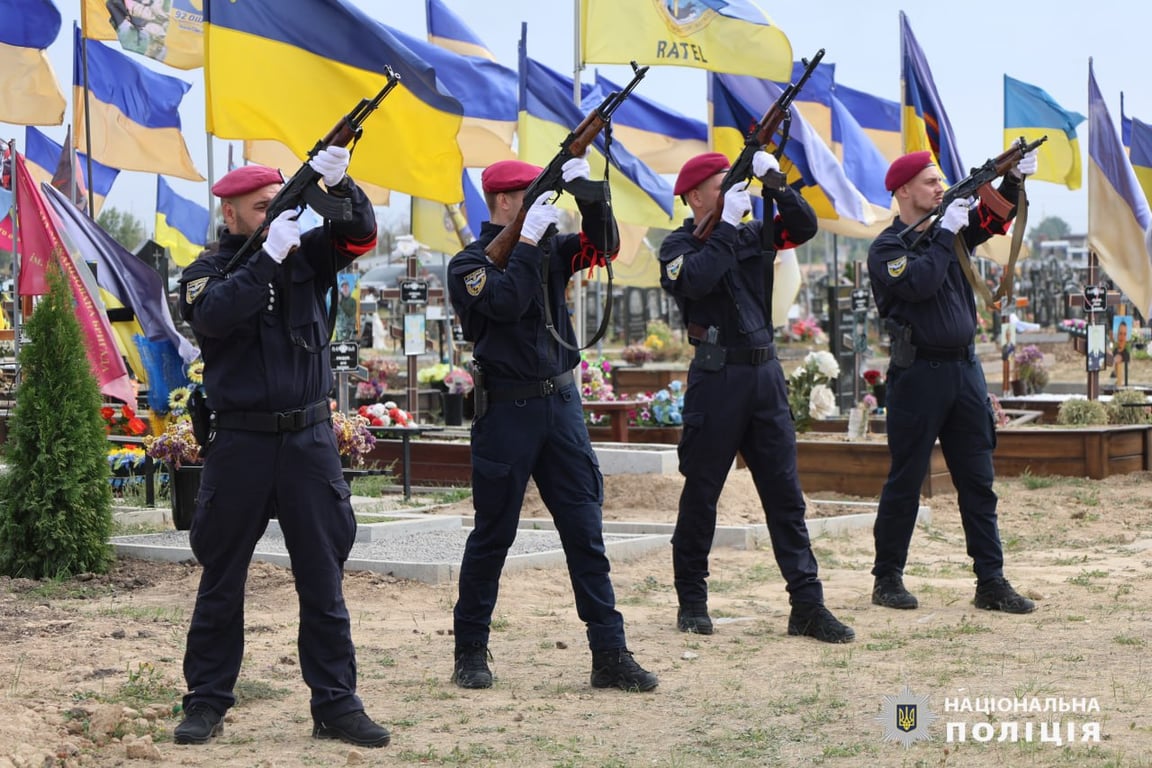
xmin=214 ymin=400 xmax=331 ymax=433
xmin=916 ymin=345 xmax=972 ymax=362
xmin=485 ymin=370 xmax=575 ymax=403
xmin=725 ymin=345 xmax=776 ymax=365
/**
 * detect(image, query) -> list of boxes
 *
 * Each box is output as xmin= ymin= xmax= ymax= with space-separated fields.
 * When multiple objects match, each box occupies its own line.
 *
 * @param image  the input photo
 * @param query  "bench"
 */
xmin=582 ymin=400 xmax=640 ymax=443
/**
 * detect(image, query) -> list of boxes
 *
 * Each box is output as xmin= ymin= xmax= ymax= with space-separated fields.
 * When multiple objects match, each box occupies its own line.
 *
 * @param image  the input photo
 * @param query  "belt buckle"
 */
xmin=541 ymin=378 xmax=556 ymax=396
xmin=277 ymin=408 xmax=305 ymax=431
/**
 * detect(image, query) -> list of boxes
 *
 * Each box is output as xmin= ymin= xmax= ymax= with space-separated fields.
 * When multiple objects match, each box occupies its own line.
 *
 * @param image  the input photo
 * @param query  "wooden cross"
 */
xmin=1065 ymin=251 xmax=1124 ymax=401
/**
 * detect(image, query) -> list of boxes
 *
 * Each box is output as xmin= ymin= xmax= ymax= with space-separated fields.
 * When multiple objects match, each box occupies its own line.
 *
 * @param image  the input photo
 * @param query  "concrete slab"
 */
xmin=592 ymin=442 xmax=678 ymax=475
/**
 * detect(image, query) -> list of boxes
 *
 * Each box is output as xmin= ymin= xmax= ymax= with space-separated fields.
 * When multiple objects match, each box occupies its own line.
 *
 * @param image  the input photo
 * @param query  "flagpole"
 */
xmin=79 ymin=29 xmax=97 ymax=220
xmin=8 ymin=139 xmax=23 ymax=367
xmin=205 ymin=134 xmax=217 ymax=244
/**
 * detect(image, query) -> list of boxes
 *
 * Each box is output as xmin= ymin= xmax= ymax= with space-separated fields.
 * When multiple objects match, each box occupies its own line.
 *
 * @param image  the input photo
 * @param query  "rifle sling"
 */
xmin=952 ymin=183 xmax=1029 ymax=309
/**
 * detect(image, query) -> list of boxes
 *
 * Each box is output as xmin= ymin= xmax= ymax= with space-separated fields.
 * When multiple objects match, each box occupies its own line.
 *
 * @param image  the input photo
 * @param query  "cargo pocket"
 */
xmin=677 ymin=410 xmax=706 ymax=473
xmin=326 ymin=475 xmax=357 ymax=558
xmin=472 ymin=454 xmax=514 ymax=516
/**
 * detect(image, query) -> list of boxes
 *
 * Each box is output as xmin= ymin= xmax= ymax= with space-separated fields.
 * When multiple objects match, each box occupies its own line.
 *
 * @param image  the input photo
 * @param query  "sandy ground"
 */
xmin=1 ymin=347 xmax=1150 ymax=767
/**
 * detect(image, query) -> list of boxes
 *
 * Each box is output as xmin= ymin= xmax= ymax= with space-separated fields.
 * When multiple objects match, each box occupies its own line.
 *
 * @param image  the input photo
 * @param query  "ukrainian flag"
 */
xmin=0 ymin=0 xmax=66 ymax=126
xmin=593 ymin=72 xmax=707 ymax=175
xmin=833 ymin=83 xmax=901 ymax=163
xmin=580 ymin=0 xmax=792 ymax=80
xmin=520 ymin=50 xmax=676 ymax=229
xmin=900 ymin=12 xmax=964 ymax=185
xmin=73 ymin=27 xmax=203 ymax=181
xmin=711 ymin=72 xmax=873 ymax=235
xmin=155 ymin=177 xmax=209 ymax=268
xmin=1004 ymin=75 xmax=1085 ymax=191
xmin=830 ymin=92 xmax=892 ymax=209
xmin=774 ymin=59 xmax=836 ymax=148
xmin=1087 ymin=61 xmax=1152 ymax=319
xmin=206 ymin=0 xmax=464 ymax=204
xmin=426 ymin=0 xmax=496 ymax=61
xmin=25 ymin=126 xmax=119 ymax=215
xmin=1127 ymin=117 xmax=1152 ymax=206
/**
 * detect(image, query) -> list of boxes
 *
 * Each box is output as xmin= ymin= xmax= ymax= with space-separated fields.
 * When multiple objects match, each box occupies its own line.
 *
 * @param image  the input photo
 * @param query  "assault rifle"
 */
xmin=222 ymin=67 xmax=401 ymax=275
xmin=899 ymin=135 xmax=1048 ymax=248
xmin=693 ymin=48 xmax=824 ymax=241
xmin=485 ymin=60 xmax=649 ymax=268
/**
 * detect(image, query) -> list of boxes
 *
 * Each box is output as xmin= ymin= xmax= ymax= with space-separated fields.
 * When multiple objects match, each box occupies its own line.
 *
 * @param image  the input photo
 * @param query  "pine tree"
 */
xmin=0 ymin=266 xmax=113 ymax=578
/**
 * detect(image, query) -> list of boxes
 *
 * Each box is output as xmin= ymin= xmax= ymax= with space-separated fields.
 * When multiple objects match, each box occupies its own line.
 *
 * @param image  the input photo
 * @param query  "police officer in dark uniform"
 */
xmin=446 ymin=157 xmax=658 ymax=692
xmin=867 ymin=149 xmax=1039 ymax=615
xmin=174 ymin=152 xmax=391 ymax=748
xmin=659 ymin=151 xmax=854 ymax=644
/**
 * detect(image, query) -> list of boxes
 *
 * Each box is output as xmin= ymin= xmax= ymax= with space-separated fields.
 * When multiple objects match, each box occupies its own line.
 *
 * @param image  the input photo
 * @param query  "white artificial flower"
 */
xmin=812 ymin=351 xmax=840 ymax=379
xmin=809 ymin=384 xmax=837 ymax=420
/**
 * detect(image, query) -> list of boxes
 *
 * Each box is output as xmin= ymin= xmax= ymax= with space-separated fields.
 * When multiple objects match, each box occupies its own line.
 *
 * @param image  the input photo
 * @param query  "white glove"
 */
xmin=309 ymin=145 xmax=350 ymax=187
xmin=938 ymin=197 xmax=972 ymax=234
xmin=1012 ymin=148 xmax=1039 ymax=179
xmin=752 ymin=150 xmax=779 ymax=178
xmin=520 ymin=192 xmax=561 ymax=243
xmin=263 ymin=210 xmax=301 ymax=263
xmin=721 ymin=180 xmax=751 ymax=227
xmin=561 ymin=151 xmax=591 ymax=183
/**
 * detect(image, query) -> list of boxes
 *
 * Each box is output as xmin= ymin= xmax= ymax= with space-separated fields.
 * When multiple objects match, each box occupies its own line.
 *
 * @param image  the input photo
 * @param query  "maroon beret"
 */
xmin=674 ymin=152 xmax=730 ymax=196
xmin=884 ymin=151 xmax=935 ymax=192
xmin=481 ymin=160 xmax=542 ymax=193
xmin=211 ymin=165 xmax=284 ymax=198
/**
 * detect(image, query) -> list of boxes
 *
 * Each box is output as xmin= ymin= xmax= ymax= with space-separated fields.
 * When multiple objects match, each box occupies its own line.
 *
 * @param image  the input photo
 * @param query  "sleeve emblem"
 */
xmin=184 ymin=277 xmax=209 ymax=304
xmin=886 ymin=255 xmax=908 ymax=279
xmin=464 ymin=268 xmax=487 ymax=297
xmin=666 ymin=254 xmax=685 ymax=281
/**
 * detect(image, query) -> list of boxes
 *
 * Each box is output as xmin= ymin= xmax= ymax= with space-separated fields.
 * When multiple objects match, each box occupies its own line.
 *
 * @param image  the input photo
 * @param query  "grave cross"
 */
xmin=1065 ymin=252 xmax=1124 ymax=401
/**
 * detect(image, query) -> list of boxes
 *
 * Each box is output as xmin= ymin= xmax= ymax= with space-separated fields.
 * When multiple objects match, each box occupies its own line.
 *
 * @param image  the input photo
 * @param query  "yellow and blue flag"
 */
xmin=830 ymin=91 xmax=892 ymax=209
xmin=426 ymin=0 xmax=496 ymax=61
xmin=155 ymin=177 xmax=208 ymax=268
xmin=73 ymin=27 xmax=203 ymax=180
xmin=1128 ymin=117 xmax=1152 ymax=206
xmin=775 ymin=59 xmax=836 ymax=147
xmin=206 ymin=0 xmax=464 ymax=203
xmin=421 ymin=0 xmax=516 ymax=166
xmin=833 ymin=83 xmax=901 ymax=163
xmin=1087 ymin=61 xmax=1152 ymax=319
xmin=25 ymin=126 xmax=119 ymax=215
xmin=900 ymin=12 xmax=964 ymax=185
xmin=711 ymin=72 xmax=873 ymax=234
xmin=520 ymin=50 xmax=676 ymax=229
xmin=1003 ymin=75 xmax=1085 ymax=190
xmin=593 ymin=72 xmax=707 ymax=175
xmin=580 ymin=0 xmax=792 ymax=80
xmin=0 ymin=0 xmax=66 ymax=126
xmin=83 ymin=0 xmax=203 ymax=70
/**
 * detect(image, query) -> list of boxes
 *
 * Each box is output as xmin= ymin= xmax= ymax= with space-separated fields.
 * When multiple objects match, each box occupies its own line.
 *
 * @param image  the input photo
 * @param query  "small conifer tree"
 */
xmin=0 ymin=266 xmax=113 ymax=578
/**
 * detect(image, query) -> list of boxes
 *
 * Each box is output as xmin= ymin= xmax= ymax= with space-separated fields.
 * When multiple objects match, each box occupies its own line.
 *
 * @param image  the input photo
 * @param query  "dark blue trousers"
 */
xmin=183 ymin=423 xmax=361 ymax=721
xmin=454 ymin=381 xmax=626 ymax=652
xmin=873 ymin=356 xmax=1004 ymax=581
xmin=673 ymin=361 xmax=823 ymax=606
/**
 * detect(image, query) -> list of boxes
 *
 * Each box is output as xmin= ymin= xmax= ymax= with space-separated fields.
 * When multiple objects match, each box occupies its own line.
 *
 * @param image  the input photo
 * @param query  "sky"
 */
xmin=3 ymin=0 xmax=1150 ymax=239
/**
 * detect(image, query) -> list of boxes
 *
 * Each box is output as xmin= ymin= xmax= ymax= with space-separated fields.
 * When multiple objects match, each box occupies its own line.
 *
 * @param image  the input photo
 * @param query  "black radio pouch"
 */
xmin=888 ymin=321 xmax=916 ymax=368
xmin=188 ymin=385 xmax=213 ymax=454
xmin=472 ymin=364 xmax=488 ymax=420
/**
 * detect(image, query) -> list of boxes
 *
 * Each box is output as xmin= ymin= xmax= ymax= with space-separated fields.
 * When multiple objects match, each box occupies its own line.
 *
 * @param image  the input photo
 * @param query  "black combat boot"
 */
xmin=974 ymin=578 xmax=1036 ymax=614
xmin=787 ymin=602 xmax=856 ymax=643
xmin=452 ymin=642 xmax=493 ymax=689
xmin=872 ymin=574 xmax=919 ymax=609
xmin=676 ymin=602 xmax=714 ymax=635
xmin=313 ymin=710 xmax=391 ymax=748
xmin=173 ymin=703 xmax=223 ymax=745
xmin=590 ymin=648 xmax=659 ymax=692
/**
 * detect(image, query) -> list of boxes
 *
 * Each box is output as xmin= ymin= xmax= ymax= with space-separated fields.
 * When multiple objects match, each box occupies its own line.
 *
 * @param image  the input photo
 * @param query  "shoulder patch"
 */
xmin=886 ymin=255 xmax=908 ymax=279
xmin=184 ymin=277 xmax=210 ymax=304
xmin=464 ymin=267 xmax=487 ymax=297
xmin=666 ymin=254 xmax=685 ymax=281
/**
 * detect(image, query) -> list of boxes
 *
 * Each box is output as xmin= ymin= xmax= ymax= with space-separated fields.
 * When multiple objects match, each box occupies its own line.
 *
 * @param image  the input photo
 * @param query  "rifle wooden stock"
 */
xmin=485 ymin=61 xmax=649 ymax=268
xmin=693 ymin=48 xmax=824 ymax=241
xmin=901 ymin=135 xmax=1048 ymax=247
